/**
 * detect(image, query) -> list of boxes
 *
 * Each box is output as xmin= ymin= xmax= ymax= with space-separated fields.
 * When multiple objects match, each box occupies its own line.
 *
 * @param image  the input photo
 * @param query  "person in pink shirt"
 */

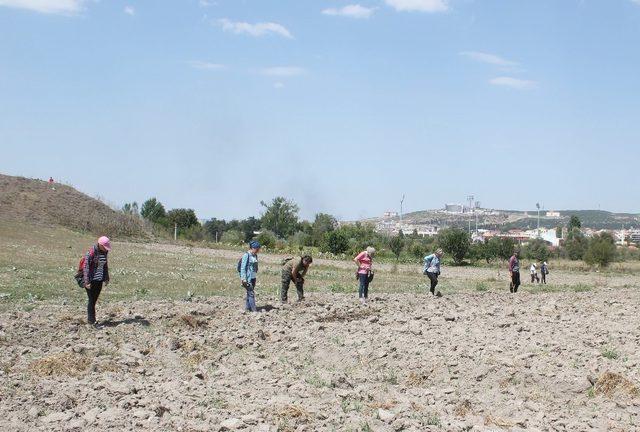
xmin=354 ymin=246 xmax=376 ymax=304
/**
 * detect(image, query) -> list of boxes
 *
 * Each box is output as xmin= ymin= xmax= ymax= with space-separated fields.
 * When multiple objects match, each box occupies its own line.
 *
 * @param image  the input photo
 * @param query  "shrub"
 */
xmin=584 ymin=233 xmax=616 ymax=268
xmin=322 ymin=230 xmax=350 ymax=255
xmin=437 ymin=228 xmax=470 ymax=265
xmin=256 ymin=230 xmax=278 ymax=249
xmin=220 ymin=230 xmax=244 ymax=245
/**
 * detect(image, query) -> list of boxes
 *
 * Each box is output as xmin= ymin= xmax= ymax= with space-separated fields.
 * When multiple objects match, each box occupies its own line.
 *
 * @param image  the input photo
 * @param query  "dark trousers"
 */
xmin=281 ymin=271 xmax=304 ymax=302
xmin=531 ymin=273 xmax=539 ymax=283
xmin=245 ymin=279 xmax=257 ymax=312
xmin=510 ymin=272 xmax=521 ymax=293
xmin=86 ymin=281 xmax=103 ymax=324
xmin=541 ymin=272 xmax=546 ymax=284
xmin=358 ymin=273 xmax=370 ymax=299
xmin=426 ymin=272 xmax=438 ymax=294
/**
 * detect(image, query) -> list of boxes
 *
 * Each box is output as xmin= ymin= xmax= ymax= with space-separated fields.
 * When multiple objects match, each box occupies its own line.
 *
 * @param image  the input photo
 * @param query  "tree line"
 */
xmin=122 ymin=198 xmax=622 ymax=267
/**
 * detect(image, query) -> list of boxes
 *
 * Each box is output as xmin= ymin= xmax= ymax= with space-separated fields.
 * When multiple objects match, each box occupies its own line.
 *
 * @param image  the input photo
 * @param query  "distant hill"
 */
xmin=365 ymin=208 xmax=640 ymax=231
xmin=0 ymin=174 xmax=146 ymax=238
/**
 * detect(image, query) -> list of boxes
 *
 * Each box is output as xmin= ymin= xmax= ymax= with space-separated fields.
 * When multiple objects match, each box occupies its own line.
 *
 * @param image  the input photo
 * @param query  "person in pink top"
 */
xmin=354 ymin=246 xmax=376 ymax=304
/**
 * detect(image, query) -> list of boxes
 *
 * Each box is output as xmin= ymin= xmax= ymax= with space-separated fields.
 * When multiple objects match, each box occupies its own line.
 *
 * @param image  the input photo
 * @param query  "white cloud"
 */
xmin=489 ymin=76 xmax=536 ymax=90
xmin=218 ymin=18 xmax=293 ymax=39
xmin=0 ymin=0 xmax=84 ymax=15
xmin=188 ymin=61 xmax=226 ymax=71
xmin=632 ymin=0 xmax=640 ymax=5
xmin=322 ymin=4 xmax=376 ymax=19
xmin=385 ymin=0 xmax=448 ymax=12
xmin=124 ymin=5 xmax=135 ymax=16
xmin=273 ymin=82 xmax=285 ymax=89
xmin=460 ymin=51 xmax=517 ymax=67
xmin=260 ymin=66 xmax=305 ymax=77
xmin=199 ymin=0 xmax=216 ymax=6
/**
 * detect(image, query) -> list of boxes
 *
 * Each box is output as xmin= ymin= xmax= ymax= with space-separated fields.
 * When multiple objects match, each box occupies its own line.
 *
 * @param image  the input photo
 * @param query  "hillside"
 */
xmin=370 ymin=208 xmax=639 ymax=231
xmin=0 ymin=174 xmax=146 ymax=238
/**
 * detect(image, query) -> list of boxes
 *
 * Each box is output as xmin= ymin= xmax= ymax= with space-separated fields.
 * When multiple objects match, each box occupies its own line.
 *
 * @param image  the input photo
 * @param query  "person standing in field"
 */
xmin=82 ymin=236 xmax=111 ymax=325
xmin=423 ymin=248 xmax=444 ymax=296
xmin=239 ymin=240 xmax=261 ymax=312
xmin=541 ymin=261 xmax=549 ymax=284
xmin=508 ymin=250 xmax=521 ymax=293
xmin=280 ymin=254 xmax=313 ymax=303
xmin=354 ymin=247 xmax=375 ymax=304
xmin=530 ymin=263 xmax=540 ymax=283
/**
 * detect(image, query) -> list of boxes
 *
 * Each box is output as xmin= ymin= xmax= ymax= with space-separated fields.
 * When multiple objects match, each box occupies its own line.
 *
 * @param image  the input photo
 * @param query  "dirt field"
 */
xmin=1 ymin=289 xmax=640 ymax=431
xmin=2 ymin=223 xmax=640 ymax=431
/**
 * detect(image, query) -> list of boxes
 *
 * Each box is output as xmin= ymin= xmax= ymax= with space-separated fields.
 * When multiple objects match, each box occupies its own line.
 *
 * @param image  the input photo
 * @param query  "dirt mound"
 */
xmin=0 ymin=174 xmax=145 ymax=237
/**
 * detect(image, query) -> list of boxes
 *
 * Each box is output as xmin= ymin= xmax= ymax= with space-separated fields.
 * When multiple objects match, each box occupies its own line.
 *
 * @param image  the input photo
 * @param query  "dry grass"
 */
xmin=368 ymin=400 xmax=397 ymax=410
xmin=29 ymin=352 xmax=91 ymax=377
xmin=484 ymin=415 xmax=515 ymax=428
xmin=594 ymin=372 xmax=639 ymax=398
xmin=180 ymin=314 xmax=206 ymax=328
xmin=453 ymin=399 xmax=473 ymax=417
xmin=406 ymin=370 xmax=430 ymax=386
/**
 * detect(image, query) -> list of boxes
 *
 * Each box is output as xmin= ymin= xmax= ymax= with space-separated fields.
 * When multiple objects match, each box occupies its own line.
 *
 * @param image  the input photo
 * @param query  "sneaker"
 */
xmin=359 ymin=297 xmax=366 ymax=305
xmin=435 ymin=291 xmax=442 ymax=297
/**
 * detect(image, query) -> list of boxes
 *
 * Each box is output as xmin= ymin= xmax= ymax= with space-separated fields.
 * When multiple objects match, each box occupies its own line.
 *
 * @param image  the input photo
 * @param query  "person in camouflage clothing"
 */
xmin=280 ymin=254 xmax=313 ymax=303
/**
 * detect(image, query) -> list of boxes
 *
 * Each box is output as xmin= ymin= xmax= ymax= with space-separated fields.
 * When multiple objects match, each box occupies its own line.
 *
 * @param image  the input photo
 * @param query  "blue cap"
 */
xmin=249 ymin=240 xmax=261 ymax=249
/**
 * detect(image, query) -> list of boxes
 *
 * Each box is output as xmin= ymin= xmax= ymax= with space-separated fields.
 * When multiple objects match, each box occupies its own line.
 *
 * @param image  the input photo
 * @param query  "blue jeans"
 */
xmin=358 ymin=273 xmax=370 ymax=299
xmin=245 ymin=279 xmax=257 ymax=312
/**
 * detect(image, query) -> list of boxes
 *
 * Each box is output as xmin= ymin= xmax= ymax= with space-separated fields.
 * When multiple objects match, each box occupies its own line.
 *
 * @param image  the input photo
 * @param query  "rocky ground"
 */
xmin=1 ymin=288 xmax=640 ymax=431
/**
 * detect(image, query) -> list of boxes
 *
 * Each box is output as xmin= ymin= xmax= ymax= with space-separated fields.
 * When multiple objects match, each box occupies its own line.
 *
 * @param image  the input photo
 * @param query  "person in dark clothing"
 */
xmin=508 ymin=250 xmax=521 ymax=293
xmin=541 ymin=261 xmax=549 ymax=284
xmin=82 ymin=236 xmax=111 ymax=324
xmin=280 ymin=255 xmax=313 ymax=303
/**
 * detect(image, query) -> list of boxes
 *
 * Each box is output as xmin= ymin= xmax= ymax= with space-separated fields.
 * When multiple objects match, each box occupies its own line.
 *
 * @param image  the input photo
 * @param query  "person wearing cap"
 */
xmin=280 ymin=254 xmax=313 ymax=303
xmin=423 ymin=248 xmax=444 ymax=296
xmin=240 ymin=240 xmax=261 ymax=312
xmin=354 ymin=246 xmax=375 ymax=304
xmin=82 ymin=236 xmax=111 ymax=325
xmin=508 ymin=250 xmax=521 ymax=293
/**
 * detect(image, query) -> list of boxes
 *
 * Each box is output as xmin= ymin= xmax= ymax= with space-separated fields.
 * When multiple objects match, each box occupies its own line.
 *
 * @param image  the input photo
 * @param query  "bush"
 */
xmin=322 ymin=230 xmax=350 ymax=255
xmin=564 ymin=228 xmax=588 ymax=260
xmin=584 ymin=233 xmax=616 ymax=268
xmin=437 ymin=228 xmax=470 ymax=265
xmin=220 ymin=230 xmax=244 ymax=245
xmin=288 ymin=231 xmax=311 ymax=250
xmin=256 ymin=230 xmax=278 ymax=249
xmin=388 ymin=236 xmax=405 ymax=261
xmin=524 ymin=238 xmax=551 ymax=262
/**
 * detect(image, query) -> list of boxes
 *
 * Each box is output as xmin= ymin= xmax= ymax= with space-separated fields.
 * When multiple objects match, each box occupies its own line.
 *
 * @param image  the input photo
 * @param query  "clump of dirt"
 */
xmin=315 ymin=307 xmax=376 ymax=322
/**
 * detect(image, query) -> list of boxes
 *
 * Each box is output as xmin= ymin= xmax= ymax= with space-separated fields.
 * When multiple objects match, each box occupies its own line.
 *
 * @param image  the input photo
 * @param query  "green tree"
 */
xmin=409 ymin=241 xmax=428 ymax=260
xmin=525 ymin=238 xmax=551 ymax=262
xmin=322 ymin=230 xmax=350 ymax=255
xmin=555 ymin=226 xmax=563 ymax=240
xmin=584 ymin=232 xmax=617 ymax=267
xmin=167 ymin=208 xmax=199 ymax=229
xmin=140 ymin=198 xmax=166 ymax=223
xmin=239 ymin=217 xmax=261 ymax=242
xmin=122 ymin=201 xmax=139 ymax=215
xmin=312 ymin=213 xmax=337 ymax=246
xmin=437 ymin=228 xmax=471 ymax=265
xmin=568 ymin=215 xmax=582 ymax=231
xmin=260 ymin=197 xmax=300 ymax=238
xmin=564 ymin=228 xmax=588 ymax=260
xmin=493 ymin=237 xmax=517 ymax=261
xmin=388 ymin=235 xmax=405 ymax=262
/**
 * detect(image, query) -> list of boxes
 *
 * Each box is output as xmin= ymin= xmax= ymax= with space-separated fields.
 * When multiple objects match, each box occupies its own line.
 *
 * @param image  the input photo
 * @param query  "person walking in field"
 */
xmin=423 ymin=248 xmax=444 ymax=296
xmin=280 ymin=254 xmax=313 ymax=303
xmin=541 ymin=261 xmax=549 ymax=284
xmin=530 ymin=263 xmax=540 ymax=283
xmin=239 ymin=240 xmax=261 ymax=312
xmin=81 ymin=236 xmax=111 ymax=325
xmin=354 ymin=247 xmax=375 ymax=304
xmin=508 ymin=250 xmax=521 ymax=293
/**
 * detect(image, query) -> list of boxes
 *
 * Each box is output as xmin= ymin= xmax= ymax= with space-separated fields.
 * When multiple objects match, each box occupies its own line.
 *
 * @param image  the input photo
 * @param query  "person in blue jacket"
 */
xmin=240 ymin=240 xmax=261 ymax=312
xmin=423 ymin=248 xmax=444 ymax=296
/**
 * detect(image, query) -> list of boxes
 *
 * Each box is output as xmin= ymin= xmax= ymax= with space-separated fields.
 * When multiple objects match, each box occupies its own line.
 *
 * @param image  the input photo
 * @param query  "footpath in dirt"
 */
xmin=1 ymin=288 xmax=639 ymax=431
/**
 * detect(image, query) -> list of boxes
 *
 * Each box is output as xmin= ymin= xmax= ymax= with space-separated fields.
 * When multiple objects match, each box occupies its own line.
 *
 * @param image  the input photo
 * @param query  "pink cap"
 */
xmin=98 ymin=236 xmax=112 ymax=251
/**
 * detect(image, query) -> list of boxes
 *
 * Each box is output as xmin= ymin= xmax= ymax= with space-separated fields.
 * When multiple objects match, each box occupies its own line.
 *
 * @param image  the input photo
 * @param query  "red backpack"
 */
xmin=74 ymin=247 xmax=95 ymax=287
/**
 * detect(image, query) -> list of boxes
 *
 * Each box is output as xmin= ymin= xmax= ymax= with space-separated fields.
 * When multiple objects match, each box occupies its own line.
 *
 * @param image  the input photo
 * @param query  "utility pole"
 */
xmin=536 ymin=203 xmax=540 ymax=238
xmin=400 ymin=194 xmax=405 ymax=225
xmin=174 ymin=223 xmax=177 ymax=241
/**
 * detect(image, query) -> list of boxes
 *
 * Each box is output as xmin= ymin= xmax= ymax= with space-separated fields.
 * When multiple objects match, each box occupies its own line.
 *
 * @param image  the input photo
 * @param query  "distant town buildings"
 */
xmin=383 ymin=211 xmax=398 ymax=219
xmin=546 ymin=211 xmax=561 ymax=218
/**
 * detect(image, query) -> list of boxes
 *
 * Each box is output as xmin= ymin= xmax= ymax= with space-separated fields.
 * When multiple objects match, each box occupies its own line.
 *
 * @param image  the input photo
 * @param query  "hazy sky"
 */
xmin=1 ymin=0 xmax=639 ymax=221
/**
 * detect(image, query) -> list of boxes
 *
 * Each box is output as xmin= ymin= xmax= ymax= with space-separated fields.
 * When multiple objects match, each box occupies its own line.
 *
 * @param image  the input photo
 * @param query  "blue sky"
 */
xmin=1 ymin=0 xmax=639 ymax=220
